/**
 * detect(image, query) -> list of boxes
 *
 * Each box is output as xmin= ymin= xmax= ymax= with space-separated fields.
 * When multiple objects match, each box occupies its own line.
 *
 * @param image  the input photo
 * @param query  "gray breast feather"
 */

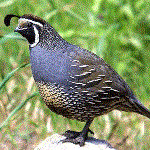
xmin=30 ymin=46 xmax=73 ymax=85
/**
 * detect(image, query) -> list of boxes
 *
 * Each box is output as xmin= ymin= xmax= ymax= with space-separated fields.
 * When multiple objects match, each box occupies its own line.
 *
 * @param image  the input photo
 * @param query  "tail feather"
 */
xmin=131 ymin=97 xmax=150 ymax=119
xmin=117 ymin=96 xmax=150 ymax=119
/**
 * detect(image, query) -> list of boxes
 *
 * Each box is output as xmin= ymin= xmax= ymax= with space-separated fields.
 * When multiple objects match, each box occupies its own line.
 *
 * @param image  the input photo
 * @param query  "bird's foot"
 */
xmin=62 ymin=130 xmax=81 ymax=138
xmin=61 ymin=134 xmax=85 ymax=146
xmin=61 ymin=129 xmax=94 ymax=146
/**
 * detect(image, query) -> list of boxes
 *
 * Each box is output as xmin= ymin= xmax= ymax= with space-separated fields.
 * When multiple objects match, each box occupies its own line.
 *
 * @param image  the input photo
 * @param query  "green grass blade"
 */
xmin=66 ymin=9 xmax=86 ymax=22
xmin=0 ymin=92 xmax=39 ymax=130
xmin=0 ymin=0 xmax=14 ymax=7
xmin=0 ymin=63 xmax=30 ymax=91
xmin=0 ymin=33 xmax=26 ymax=44
xmin=44 ymin=9 xmax=58 ymax=20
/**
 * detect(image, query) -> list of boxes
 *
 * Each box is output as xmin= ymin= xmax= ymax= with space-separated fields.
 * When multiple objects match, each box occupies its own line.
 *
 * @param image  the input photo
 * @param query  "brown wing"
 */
xmin=68 ymin=47 xmax=133 ymax=100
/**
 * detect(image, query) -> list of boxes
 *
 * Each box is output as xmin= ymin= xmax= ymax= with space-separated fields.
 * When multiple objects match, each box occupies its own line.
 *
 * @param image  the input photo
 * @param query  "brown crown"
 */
xmin=21 ymin=14 xmax=46 ymax=25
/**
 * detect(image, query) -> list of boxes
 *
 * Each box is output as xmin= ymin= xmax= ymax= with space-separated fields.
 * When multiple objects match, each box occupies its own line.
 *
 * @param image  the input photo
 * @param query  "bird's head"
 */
xmin=4 ymin=14 xmax=46 ymax=47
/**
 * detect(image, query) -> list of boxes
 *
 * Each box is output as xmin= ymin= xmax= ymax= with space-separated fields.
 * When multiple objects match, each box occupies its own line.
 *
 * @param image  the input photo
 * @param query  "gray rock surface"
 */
xmin=35 ymin=134 xmax=116 ymax=150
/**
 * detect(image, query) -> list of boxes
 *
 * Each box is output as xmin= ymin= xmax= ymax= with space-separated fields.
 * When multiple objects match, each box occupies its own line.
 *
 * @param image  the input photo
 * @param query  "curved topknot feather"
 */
xmin=4 ymin=14 xmax=20 ymax=26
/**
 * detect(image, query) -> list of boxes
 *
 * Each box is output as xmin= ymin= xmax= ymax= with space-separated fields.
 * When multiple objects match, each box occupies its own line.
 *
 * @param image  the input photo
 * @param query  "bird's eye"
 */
xmin=28 ymin=22 xmax=32 ymax=27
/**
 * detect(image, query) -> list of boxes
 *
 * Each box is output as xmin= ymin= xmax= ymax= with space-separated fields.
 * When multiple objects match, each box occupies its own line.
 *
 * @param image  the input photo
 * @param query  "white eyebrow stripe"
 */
xmin=19 ymin=18 xmax=43 ymax=27
xmin=30 ymin=26 xmax=39 ymax=47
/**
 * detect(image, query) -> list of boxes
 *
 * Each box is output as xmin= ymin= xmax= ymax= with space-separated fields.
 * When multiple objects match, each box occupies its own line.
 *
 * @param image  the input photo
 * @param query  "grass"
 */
xmin=0 ymin=0 xmax=150 ymax=149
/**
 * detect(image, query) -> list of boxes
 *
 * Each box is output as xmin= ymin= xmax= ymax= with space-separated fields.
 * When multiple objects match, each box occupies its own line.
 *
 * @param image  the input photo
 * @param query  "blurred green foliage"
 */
xmin=0 ymin=0 xmax=150 ymax=149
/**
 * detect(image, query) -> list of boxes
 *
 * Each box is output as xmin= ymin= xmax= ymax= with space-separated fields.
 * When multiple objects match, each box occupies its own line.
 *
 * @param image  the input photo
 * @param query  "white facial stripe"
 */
xmin=30 ymin=26 xmax=39 ymax=47
xmin=15 ymin=26 xmax=28 ymax=30
xmin=19 ymin=18 xmax=43 ymax=27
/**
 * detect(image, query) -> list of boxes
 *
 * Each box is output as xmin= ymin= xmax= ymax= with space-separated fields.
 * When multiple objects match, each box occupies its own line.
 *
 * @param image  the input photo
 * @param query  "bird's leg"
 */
xmin=61 ymin=119 xmax=93 ymax=146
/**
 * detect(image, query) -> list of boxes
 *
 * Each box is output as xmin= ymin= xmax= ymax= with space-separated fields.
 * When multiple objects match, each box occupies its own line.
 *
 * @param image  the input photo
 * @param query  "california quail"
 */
xmin=4 ymin=14 xmax=150 ymax=146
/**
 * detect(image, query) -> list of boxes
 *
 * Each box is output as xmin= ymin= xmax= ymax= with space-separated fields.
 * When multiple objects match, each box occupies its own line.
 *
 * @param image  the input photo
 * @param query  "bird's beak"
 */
xmin=14 ymin=26 xmax=19 ymax=32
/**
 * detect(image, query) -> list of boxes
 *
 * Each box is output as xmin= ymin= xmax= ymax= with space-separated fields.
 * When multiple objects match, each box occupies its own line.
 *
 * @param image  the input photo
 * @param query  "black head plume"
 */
xmin=4 ymin=14 xmax=20 ymax=26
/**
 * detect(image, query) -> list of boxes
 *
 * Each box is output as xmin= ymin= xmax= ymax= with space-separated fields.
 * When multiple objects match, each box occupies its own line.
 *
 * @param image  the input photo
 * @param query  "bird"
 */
xmin=4 ymin=14 xmax=150 ymax=146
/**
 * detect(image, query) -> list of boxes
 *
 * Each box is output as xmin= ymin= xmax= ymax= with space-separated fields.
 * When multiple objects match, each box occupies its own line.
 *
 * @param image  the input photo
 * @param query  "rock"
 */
xmin=35 ymin=134 xmax=116 ymax=150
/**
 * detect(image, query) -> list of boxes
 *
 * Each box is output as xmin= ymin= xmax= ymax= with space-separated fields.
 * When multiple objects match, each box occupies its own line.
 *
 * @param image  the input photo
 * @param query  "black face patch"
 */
xmin=17 ymin=26 xmax=35 ymax=44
